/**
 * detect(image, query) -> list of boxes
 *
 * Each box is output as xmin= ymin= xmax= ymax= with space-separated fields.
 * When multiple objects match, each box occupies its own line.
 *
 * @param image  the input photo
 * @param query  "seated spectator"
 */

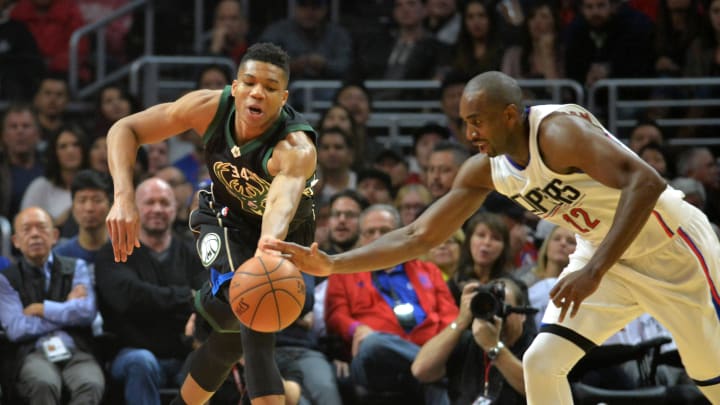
xmin=408 ymin=123 xmax=451 ymax=181
xmin=425 ymin=0 xmax=461 ymax=45
xmin=332 ymin=83 xmax=384 ymax=169
xmin=638 ymin=142 xmax=673 ymax=179
xmin=373 ymin=147 xmax=412 ymax=193
xmin=439 ymin=72 xmax=467 ymax=147
xmin=412 ymin=277 xmax=536 ymax=404
xmin=21 ymin=124 xmax=89 ymax=231
xmin=356 ymin=168 xmax=394 ymax=205
xmin=325 ymin=204 xmax=458 ymax=404
xmin=564 ymin=0 xmax=654 ymax=90
xmin=426 ymin=228 xmax=465 ymax=281
xmin=670 ymin=177 xmax=707 ymax=211
xmin=451 ymin=0 xmax=505 ymax=78
xmin=10 ymin=0 xmax=89 ymax=80
xmin=145 ymin=140 xmax=171 ymax=177
xmin=195 ymin=64 xmax=233 ymax=90
xmin=91 ymin=84 xmax=140 ymax=140
xmin=515 ymin=225 xmax=576 ymax=326
xmin=77 ymin=0 xmax=133 ymax=67
xmin=675 ymin=147 xmax=720 ymax=225
xmin=153 ymin=165 xmax=194 ymax=242
xmin=0 ymin=0 xmax=44 ymax=101
xmin=314 ymin=127 xmax=357 ymax=206
xmin=627 ymin=119 xmax=664 ymax=153
xmin=207 ymin=0 xmax=251 ymax=65
xmin=0 ymin=207 xmax=104 ymax=404
xmin=353 ymin=0 xmax=449 ymax=90
xmin=426 ymin=141 xmax=470 ymax=201
xmin=88 ymin=136 xmax=109 ymax=174
xmin=449 ymin=212 xmax=514 ymax=302
xmin=501 ymin=1 xmax=565 ymax=98
xmin=394 ymin=183 xmax=433 ymax=226
xmin=259 ymin=0 xmax=352 ymax=81
xmin=275 ymin=272 xmax=344 ymax=405
xmin=55 ymin=170 xmax=112 ymax=266
xmin=94 ymin=178 xmax=206 ymax=404
xmin=0 ymin=104 xmax=45 ymax=221
xmin=32 ymin=73 xmax=71 ymax=145
xmin=654 ymin=0 xmax=702 ymax=77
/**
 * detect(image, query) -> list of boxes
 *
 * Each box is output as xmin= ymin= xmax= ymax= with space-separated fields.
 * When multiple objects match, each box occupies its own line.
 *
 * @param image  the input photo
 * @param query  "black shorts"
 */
xmin=190 ymin=189 xmax=315 ymax=333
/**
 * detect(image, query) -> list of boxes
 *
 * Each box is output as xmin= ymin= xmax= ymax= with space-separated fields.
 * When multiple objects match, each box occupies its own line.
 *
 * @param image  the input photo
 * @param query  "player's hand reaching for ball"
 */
xmin=549 ymin=268 xmax=601 ymax=323
xmin=259 ymin=237 xmax=333 ymax=277
xmin=106 ymin=196 xmax=141 ymax=262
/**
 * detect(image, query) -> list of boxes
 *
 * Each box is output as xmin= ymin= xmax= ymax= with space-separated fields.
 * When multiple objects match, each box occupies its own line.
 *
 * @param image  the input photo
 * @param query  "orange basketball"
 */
xmin=228 ymin=254 xmax=306 ymax=332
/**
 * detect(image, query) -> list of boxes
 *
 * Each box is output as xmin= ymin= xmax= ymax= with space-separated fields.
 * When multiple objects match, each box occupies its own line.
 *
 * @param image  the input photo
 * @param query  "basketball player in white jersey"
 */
xmin=262 ymin=71 xmax=720 ymax=404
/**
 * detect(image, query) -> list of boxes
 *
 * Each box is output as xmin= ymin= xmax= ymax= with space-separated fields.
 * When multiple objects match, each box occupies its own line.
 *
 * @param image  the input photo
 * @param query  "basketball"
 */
xmin=228 ymin=254 xmax=306 ymax=332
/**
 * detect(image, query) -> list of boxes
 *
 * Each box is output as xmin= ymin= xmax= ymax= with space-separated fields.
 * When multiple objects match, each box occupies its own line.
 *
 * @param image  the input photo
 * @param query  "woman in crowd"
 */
xmin=21 ymin=125 xmax=89 ymax=228
xmin=426 ymin=228 xmax=465 ymax=281
xmin=394 ymin=183 xmax=433 ymax=226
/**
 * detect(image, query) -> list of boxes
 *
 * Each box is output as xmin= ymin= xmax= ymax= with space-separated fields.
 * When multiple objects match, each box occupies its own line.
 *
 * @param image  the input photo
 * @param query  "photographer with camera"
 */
xmin=412 ymin=277 xmax=536 ymax=405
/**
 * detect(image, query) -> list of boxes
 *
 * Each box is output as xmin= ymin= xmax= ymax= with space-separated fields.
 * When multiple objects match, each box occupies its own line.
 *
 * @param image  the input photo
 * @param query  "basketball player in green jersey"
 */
xmin=106 ymin=43 xmax=318 ymax=405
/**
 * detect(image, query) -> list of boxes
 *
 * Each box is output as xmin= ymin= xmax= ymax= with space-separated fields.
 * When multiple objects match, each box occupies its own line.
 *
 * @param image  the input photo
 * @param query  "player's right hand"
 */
xmin=260 ymin=238 xmax=332 ymax=277
xmin=106 ymin=198 xmax=141 ymax=263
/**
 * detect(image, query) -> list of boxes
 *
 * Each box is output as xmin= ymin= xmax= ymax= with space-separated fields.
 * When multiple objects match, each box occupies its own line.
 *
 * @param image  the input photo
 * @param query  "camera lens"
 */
xmin=471 ymin=289 xmax=501 ymax=321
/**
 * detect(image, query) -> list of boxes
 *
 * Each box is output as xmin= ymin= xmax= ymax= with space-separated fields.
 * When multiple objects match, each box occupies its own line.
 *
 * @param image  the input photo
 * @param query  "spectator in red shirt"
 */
xmin=11 ymin=0 xmax=89 ymax=80
xmin=325 ymin=204 xmax=458 ymax=404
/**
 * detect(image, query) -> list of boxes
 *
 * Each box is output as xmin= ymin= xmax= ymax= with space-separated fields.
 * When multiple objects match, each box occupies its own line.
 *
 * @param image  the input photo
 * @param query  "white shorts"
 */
xmin=541 ymin=204 xmax=720 ymax=383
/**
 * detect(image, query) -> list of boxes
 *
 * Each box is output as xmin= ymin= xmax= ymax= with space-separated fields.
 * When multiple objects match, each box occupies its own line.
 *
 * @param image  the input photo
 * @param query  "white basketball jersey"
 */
xmin=490 ymin=104 xmax=689 ymax=259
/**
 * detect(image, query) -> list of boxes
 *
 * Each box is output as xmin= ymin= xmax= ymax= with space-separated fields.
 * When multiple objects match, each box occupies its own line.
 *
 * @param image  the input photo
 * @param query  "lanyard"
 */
xmin=483 ymin=352 xmax=492 ymax=397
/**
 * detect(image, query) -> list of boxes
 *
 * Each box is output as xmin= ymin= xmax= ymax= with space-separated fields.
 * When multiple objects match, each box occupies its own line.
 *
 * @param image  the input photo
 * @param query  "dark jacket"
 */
xmin=94 ymin=237 xmax=206 ymax=359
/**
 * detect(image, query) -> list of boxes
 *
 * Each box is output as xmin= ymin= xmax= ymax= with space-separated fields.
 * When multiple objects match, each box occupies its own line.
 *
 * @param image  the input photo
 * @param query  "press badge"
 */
xmin=41 ymin=335 xmax=72 ymax=363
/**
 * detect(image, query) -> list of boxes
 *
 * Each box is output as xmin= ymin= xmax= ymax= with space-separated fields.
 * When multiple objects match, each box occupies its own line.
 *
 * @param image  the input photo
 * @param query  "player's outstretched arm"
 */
xmin=259 ymin=131 xmax=317 ymax=247
xmin=264 ymin=154 xmax=494 ymax=276
xmin=540 ymin=114 xmax=666 ymax=320
xmin=106 ymin=90 xmax=220 ymax=263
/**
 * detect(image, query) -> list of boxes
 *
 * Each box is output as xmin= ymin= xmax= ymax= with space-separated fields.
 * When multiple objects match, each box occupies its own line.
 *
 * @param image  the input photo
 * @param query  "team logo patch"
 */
xmin=199 ymin=233 xmax=221 ymax=267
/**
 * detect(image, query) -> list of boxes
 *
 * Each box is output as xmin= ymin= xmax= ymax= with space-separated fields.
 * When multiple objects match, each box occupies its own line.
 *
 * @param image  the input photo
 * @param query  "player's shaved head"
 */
xmin=463 ymin=71 xmax=523 ymax=110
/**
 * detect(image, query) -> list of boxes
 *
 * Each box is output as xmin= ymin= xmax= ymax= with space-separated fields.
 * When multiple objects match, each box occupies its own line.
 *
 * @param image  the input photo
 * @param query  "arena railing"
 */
xmin=0 ymin=216 xmax=11 ymax=259
xmin=290 ymin=79 xmax=584 ymax=148
xmin=588 ymin=77 xmax=720 ymax=144
xmin=127 ymin=55 xmax=237 ymax=107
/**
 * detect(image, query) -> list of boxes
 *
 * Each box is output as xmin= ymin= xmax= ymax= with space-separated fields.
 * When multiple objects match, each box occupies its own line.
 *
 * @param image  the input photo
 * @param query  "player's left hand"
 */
xmin=549 ymin=268 xmax=601 ymax=323
xmin=260 ymin=237 xmax=332 ymax=277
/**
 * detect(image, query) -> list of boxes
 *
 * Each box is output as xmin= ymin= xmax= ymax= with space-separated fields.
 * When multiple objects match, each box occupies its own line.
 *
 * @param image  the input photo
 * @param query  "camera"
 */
xmin=470 ymin=280 xmax=538 ymax=322
xmin=470 ymin=281 xmax=507 ymax=322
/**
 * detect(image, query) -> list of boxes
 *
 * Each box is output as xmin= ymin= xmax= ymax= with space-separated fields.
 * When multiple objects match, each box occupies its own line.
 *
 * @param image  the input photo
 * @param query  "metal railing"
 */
xmin=0 ymin=216 xmax=11 ymax=259
xmin=69 ymin=0 xmax=154 ymax=99
xmin=69 ymin=0 xmax=211 ymax=100
xmin=588 ymin=77 xmax=720 ymax=136
xmin=129 ymin=55 xmax=236 ymax=107
xmin=291 ymin=78 xmax=584 ymax=114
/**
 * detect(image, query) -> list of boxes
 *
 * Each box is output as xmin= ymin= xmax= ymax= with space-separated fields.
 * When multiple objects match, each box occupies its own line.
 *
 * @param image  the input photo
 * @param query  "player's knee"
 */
xmin=523 ymin=339 xmax=558 ymax=377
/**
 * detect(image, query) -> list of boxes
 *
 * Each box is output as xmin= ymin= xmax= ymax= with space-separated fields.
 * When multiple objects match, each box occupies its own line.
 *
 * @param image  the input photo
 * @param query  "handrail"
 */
xmin=290 ymin=78 xmax=584 ymax=114
xmin=588 ymin=77 xmax=720 ymax=134
xmin=69 ymin=0 xmax=153 ymax=98
xmin=0 ymin=216 xmax=11 ymax=259
xmin=128 ymin=55 xmax=236 ymax=106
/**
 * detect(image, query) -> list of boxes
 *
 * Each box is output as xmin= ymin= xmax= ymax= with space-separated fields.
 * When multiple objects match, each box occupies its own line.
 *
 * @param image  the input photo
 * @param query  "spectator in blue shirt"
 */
xmin=0 ymin=206 xmax=104 ymax=405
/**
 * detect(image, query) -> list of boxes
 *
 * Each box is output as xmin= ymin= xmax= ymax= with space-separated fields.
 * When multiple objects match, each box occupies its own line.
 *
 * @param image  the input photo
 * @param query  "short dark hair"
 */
xmin=413 ymin=122 xmax=450 ymax=149
xmin=319 ymin=126 xmax=354 ymax=149
xmin=71 ymin=169 xmax=113 ymax=202
xmin=432 ymin=140 xmax=471 ymax=166
xmin=328 ymin=189 xmax=370 ymax=211
xmin=240 ymin=42 xmax=290 ymax=81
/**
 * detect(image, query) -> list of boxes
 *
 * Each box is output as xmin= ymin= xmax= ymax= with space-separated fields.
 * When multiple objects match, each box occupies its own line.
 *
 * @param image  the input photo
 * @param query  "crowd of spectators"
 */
xmin=1 ymin=0 xmax=719 ymax=404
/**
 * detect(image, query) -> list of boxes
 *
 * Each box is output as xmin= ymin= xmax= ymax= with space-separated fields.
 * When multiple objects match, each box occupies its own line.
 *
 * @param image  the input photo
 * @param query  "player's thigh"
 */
xmin=541 ymin=252 xmax=644 ymax=346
